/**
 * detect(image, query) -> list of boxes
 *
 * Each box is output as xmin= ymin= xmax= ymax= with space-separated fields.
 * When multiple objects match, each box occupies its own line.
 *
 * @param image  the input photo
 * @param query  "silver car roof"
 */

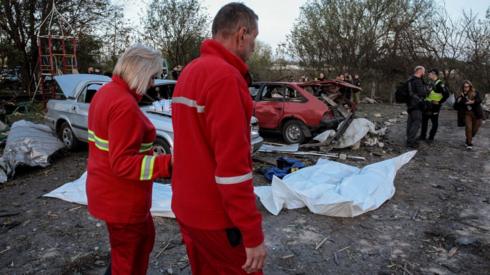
xmin=154 ymin=79 xmax=177 ymax=85
xmin=53 ymin=74 xmax=111 ymax=98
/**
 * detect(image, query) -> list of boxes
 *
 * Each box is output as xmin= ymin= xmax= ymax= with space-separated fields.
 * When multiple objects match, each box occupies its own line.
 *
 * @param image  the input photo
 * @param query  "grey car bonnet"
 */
xmin=54 ymin=74 xmax=111 ymax=98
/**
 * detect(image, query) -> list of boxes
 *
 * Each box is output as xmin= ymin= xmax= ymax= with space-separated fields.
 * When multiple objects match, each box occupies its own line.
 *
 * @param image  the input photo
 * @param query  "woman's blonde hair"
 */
xmin=113 ymin=44 xmax=163 ymax=95
xmin=461 ymin=80 xmax=476 ymax=99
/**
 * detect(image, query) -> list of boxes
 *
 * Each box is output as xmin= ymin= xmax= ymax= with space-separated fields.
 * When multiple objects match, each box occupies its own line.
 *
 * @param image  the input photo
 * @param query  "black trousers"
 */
xmin=421 ymin=108 xmax=440 ymax=140
xmin=407 ymin=109 xmax=422 ymax=146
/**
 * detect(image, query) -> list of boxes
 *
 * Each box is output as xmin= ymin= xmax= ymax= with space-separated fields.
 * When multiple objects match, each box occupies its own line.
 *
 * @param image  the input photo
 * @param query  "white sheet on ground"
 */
xmin=44 ymin=172 xmax=175 ymax=218
xmin=254 ymin=151 xmax=417 ymax=217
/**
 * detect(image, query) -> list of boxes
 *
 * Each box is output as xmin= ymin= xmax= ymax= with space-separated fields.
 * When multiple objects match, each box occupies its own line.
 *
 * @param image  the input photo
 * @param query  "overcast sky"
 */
xmin=119 ymin=0 xmax=489 ymax=49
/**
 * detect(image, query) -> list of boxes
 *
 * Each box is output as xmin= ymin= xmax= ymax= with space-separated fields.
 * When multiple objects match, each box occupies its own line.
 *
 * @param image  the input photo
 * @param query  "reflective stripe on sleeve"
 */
xmin=172 ymin=97 xmax=205 ymax=113
xmin=140 ymin=155 xmax=156 ymax=180
xmin=215 ymin=172 xmax=253 ymax=185
xmin=139 ymin=142 xmax=153 ymax=153
xmin=88 ymin=129 xmax=109 ymax=151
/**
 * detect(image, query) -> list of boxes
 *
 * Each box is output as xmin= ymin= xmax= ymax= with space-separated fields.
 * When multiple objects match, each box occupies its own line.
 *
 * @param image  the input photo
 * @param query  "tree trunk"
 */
xmin=371 ymin=81 xmax=376 ymax=99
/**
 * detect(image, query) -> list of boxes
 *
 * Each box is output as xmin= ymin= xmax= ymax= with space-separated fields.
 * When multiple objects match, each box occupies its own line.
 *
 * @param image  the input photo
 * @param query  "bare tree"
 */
xmin=461 ymin=9 xmax=490 ymax=91
xmin=287 ymin=0 xmax=434 ymax=99
xmin=288 ymin=0 xmax=433 ymax=74
xmin=98 ymin=5 xmax=136 ymax=70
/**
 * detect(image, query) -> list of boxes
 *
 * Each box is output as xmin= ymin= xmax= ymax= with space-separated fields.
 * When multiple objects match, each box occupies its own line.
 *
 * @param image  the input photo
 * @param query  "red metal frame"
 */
xmin=34 ymin=1 xmax=78 ymax=100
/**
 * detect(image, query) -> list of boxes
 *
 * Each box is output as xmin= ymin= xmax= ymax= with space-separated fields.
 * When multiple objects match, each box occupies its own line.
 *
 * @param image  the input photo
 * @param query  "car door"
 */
xmin=253 ymin=84 xmax=285 ymax=129
xmin=282 ymin=85 xmax=314 ymax=123
xmin=71 ymin=83 xmax=103 ymax=141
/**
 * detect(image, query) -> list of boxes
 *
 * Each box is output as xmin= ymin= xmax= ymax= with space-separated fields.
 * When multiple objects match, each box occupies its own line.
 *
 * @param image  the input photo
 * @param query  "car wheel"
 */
xmin=282 ymin=120 xmax=306 ymax=144
xmin=58 ymin=121 xmax=80 ymax=150
xmin=153 ymin=137 xmax=171 ymax=155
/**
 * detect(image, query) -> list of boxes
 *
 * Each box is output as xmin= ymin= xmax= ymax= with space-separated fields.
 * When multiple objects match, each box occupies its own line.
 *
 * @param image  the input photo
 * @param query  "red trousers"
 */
xmin=106 ymin=215 xmax=155 ymax=275
xmin=178 ymin=222 xmax=263 ymax=275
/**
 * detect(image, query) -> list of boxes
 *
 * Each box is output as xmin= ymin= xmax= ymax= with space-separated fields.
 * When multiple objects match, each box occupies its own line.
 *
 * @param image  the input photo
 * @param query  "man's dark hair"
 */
xmin=212 ymin=3 xmax=258 ymax=38
xmin=428 ymin=68 xmax=439 ymax=75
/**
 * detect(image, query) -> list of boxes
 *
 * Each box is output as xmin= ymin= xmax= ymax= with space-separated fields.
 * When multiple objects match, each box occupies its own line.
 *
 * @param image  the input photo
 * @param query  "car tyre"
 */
xmin=58 ymin=121 xmax=80 ymax=150
xmin=282 ymin=120 xmax=306 ymax=144
xmin=153 ymin=137 xmax=171 ymax=155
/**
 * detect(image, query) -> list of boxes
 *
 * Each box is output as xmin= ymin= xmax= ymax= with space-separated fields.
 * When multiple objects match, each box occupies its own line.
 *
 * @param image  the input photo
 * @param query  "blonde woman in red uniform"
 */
xmin=87 ymin=45 xmax=172 ymax=274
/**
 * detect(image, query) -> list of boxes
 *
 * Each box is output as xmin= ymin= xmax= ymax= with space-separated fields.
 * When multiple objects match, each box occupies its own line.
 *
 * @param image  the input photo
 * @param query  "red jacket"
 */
xmin=87 ymin=76 xmax=172 ymax=224
xmin=171 ymin=40 xmax=263 ymax=247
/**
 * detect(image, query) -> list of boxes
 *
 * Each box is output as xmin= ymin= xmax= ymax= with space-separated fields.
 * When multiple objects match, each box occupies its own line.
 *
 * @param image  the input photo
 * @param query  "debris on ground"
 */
xmin=260 ymin=157 xmax=305 ymax=181
xmin=308 ymin=118 xmax=386 ymax=150
xmin=0 ymin=120 xmax=64 ymax=183
xmin=258 ymin=143 xmax=299 ymax=153
xmin=484 ymin=93 xmax=490 ymax=117
xmin=254 ymin=151 xmax=416 ymax=217
xmin=288 ymin=151 xmax=366 ymax=161
xmin=362 ymin=97 xmax=377 ymax=104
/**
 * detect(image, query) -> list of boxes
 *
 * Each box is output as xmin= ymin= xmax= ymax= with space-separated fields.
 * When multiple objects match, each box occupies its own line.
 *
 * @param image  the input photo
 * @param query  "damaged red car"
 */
xmin=249 ymin=80 xmax=361 ymax=144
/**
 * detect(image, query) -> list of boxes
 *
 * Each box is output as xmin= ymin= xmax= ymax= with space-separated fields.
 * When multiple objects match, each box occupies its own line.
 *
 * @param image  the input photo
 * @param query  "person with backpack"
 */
xmin=419 ymin=68 xmax=449 ymax=142
xmin=454 ymin=80 xmax=483 ymax=149
xmin=405 ymin=66 xmax=428 ymax=148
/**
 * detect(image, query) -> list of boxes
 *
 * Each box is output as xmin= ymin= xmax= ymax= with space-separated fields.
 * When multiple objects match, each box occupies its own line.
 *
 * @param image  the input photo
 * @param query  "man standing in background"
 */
xmin=406 ymin=66 xmax=428 ymax=148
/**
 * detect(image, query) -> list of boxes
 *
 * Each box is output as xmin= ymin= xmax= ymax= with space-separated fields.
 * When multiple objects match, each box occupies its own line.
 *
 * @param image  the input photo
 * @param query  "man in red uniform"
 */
xmin=171 ymin=3 xmax=266 ymax=274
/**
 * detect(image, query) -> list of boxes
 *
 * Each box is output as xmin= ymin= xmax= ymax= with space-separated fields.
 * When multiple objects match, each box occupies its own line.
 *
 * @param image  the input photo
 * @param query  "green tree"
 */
xmin=248 ymin=41 xmax=273 ymax=81
xmin=0 ymin=0 xmax=113 ymax=93
xmin=142 ymin=0 xmax=209 ymax=69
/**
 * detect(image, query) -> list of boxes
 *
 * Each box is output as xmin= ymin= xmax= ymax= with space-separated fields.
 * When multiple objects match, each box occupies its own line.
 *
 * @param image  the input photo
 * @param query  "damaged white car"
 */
xmin=45 ymin=74 xmax=263 ymax=154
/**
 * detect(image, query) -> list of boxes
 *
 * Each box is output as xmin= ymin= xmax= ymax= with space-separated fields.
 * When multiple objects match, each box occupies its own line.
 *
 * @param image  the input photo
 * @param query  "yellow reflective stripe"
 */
xmin=426 ymin=90 xmax=443 ymax=101
xmin=426 ymin=80 xmax=444 ymax=102
xmin=88 ymin=129 xmax=153 ymax=154
xmin=139 ymin=142 xmax=153 ymax=153
xmin=88 ymin=129 xmax=108 ymax=151
xmin=88 ymin=130 xmax=95 ymax=142
xmin=140 ymin=155 xmax=156 ymax=180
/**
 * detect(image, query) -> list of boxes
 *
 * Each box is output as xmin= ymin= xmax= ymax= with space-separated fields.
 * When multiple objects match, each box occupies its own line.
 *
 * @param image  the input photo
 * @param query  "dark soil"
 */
xmin=0 ymin=103 xmax=489 ymax=274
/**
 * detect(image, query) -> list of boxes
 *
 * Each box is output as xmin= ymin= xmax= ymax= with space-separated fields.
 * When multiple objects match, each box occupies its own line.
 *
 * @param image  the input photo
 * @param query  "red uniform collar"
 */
xmin=200 ymin=39 xmax=252 ymax=84
xmin=112 ymin=75 xmax=143 ymax=101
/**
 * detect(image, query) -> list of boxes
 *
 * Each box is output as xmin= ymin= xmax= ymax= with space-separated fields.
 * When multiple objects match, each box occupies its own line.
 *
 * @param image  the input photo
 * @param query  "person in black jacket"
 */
xmin=420 ymin=68 xmax=449 ymax=141
xmin=406 ymin=66 xmax=428 ymax=148
xmin=454 ymin=80 xmax=483 ymax=149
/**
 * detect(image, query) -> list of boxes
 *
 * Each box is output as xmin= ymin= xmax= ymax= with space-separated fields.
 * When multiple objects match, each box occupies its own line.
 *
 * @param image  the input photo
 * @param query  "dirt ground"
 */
xmin=1 ymin=103 xmax=489 ymax=275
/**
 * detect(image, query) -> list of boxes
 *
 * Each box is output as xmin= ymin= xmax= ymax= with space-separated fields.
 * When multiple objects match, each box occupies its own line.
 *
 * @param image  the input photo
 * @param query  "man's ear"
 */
xmin=238 ymin=26 xmax=247 ymax=41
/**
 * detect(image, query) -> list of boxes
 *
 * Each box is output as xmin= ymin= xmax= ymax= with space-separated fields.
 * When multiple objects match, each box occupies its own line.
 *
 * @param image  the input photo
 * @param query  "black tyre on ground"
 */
xmin=58 ymin=121 xmax=80 ymax=150
xmin=282 ymin=120 xmax=306 ymax=144
xmin=153 ymin=137 xmax=171 ymax=155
